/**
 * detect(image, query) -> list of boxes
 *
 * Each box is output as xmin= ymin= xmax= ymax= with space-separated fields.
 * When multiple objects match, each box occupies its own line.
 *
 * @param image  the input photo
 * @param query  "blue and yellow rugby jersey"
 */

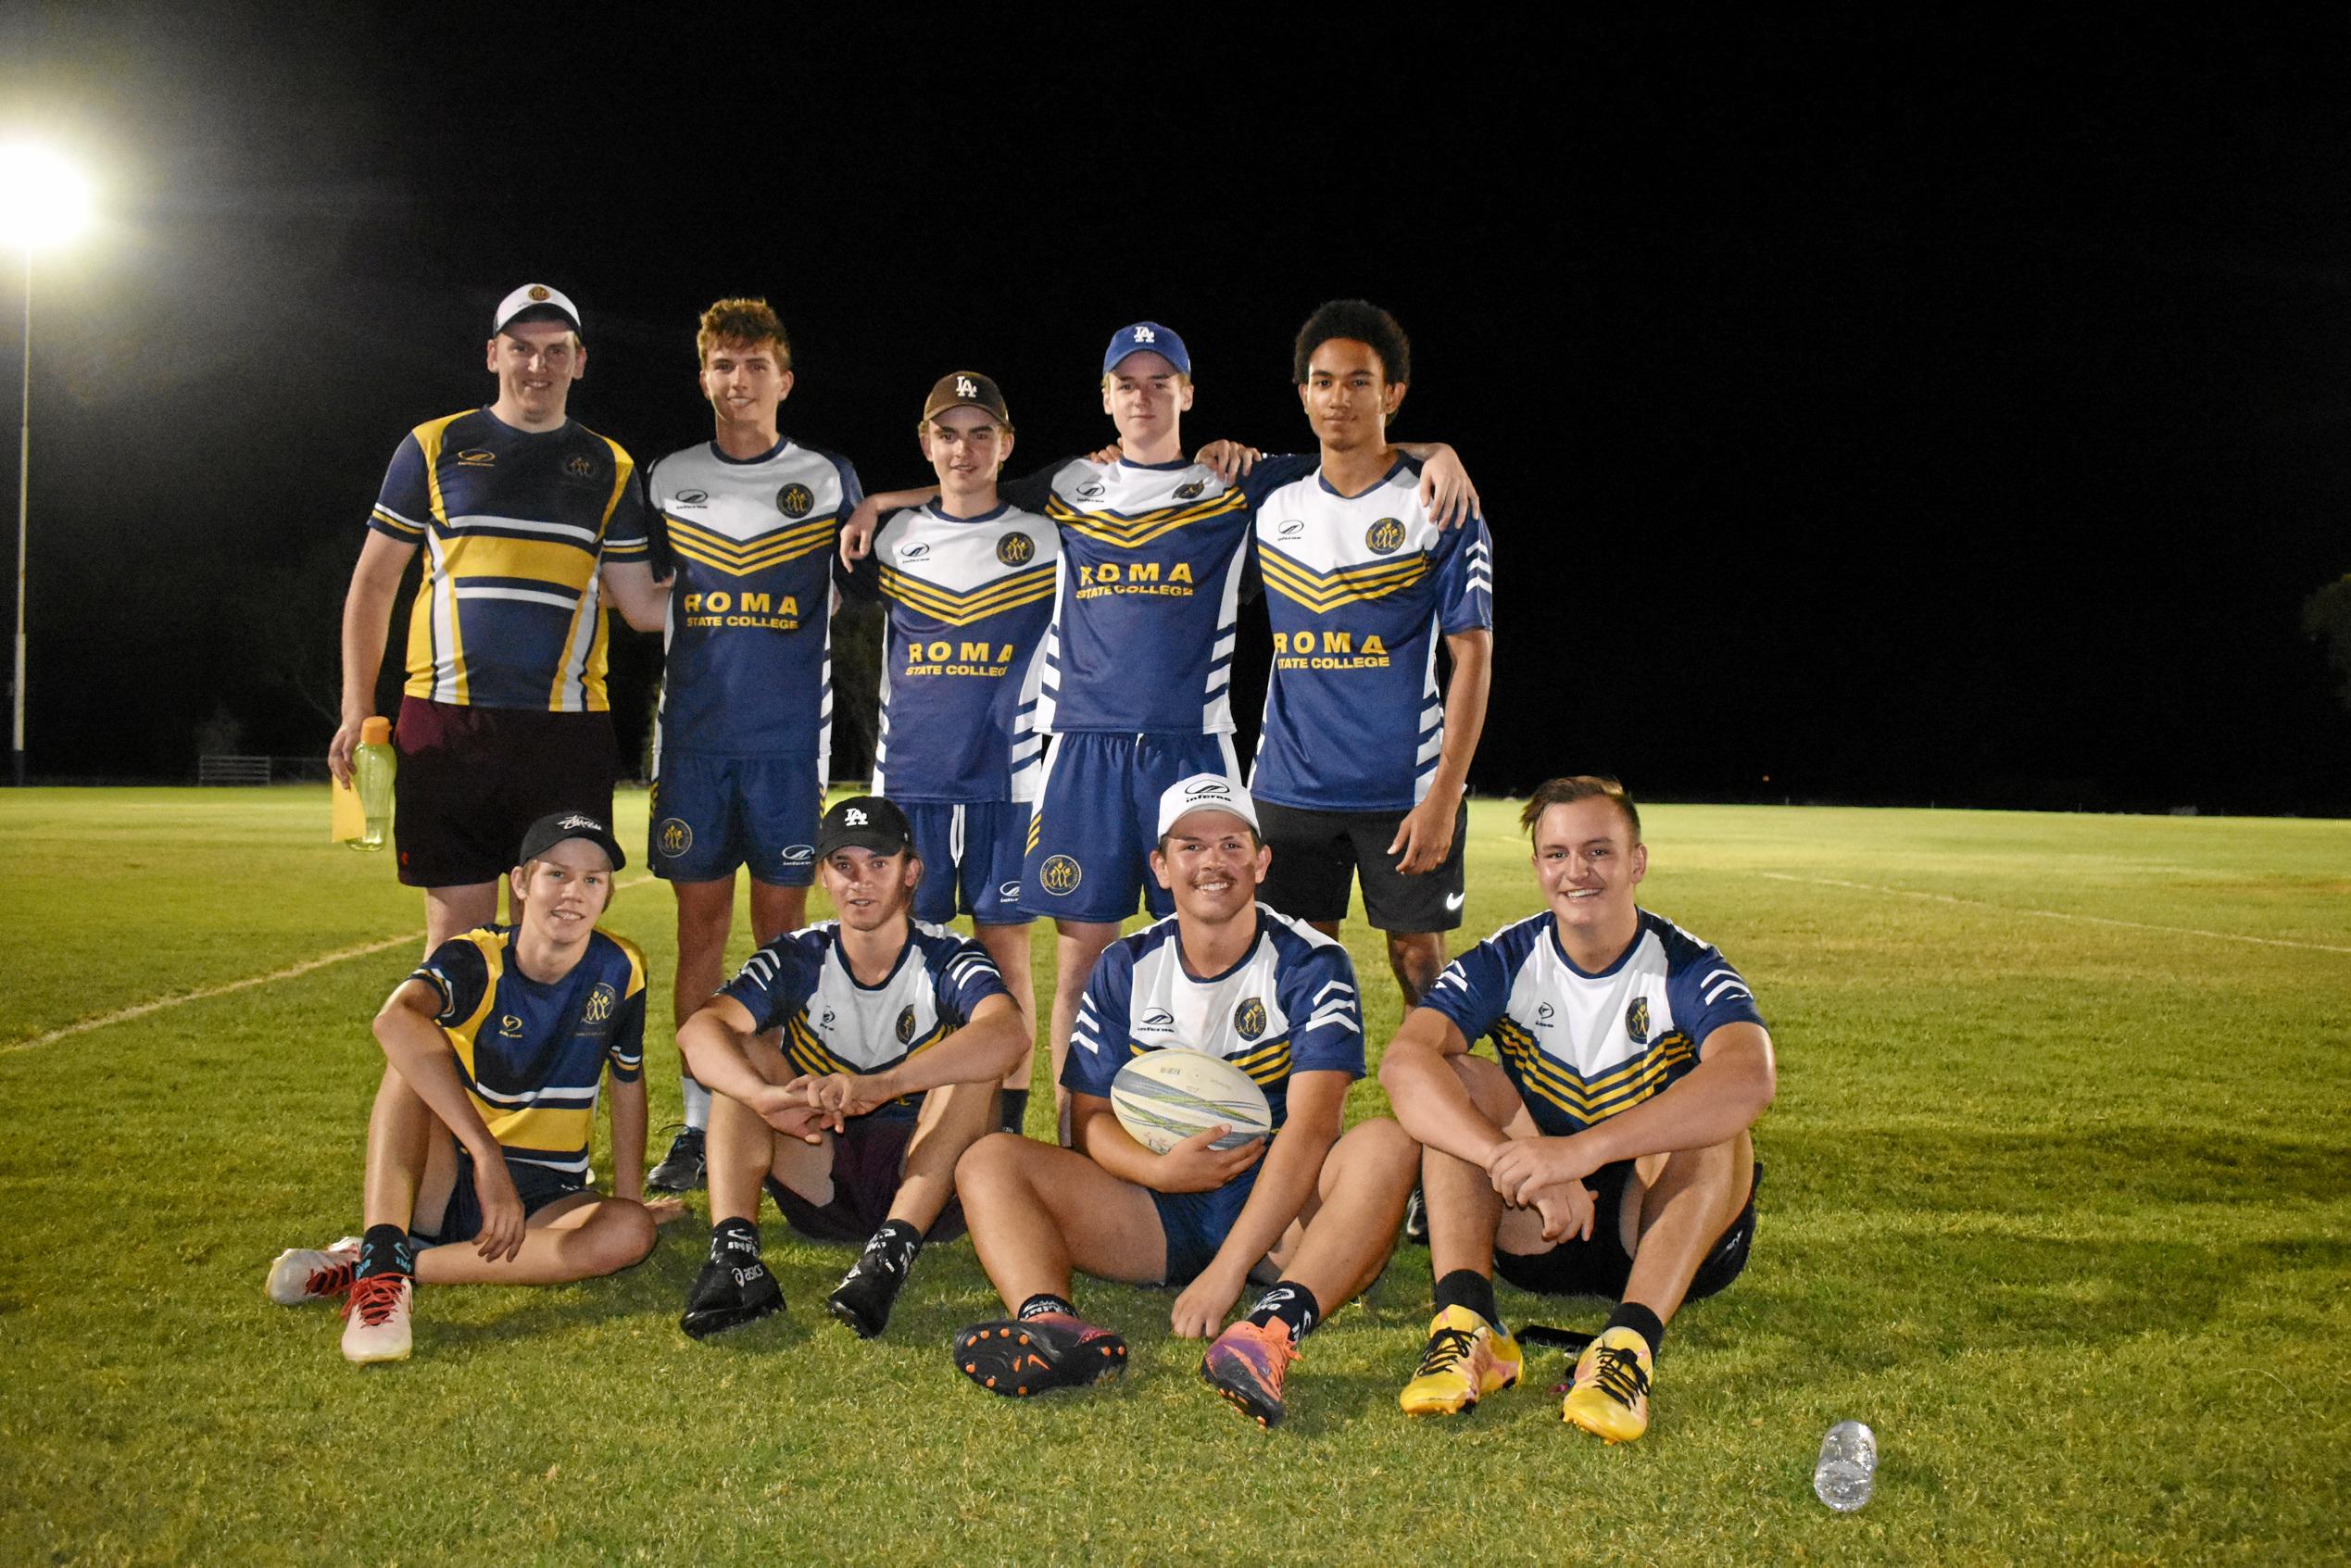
xmin=1420 ymin=909 xmax=1764 ymax=1138
xmin=718 ymin=922 xmax=1008 ymax=1120
xmin=1004 ymin=456 xmax=1309 ymax=736
xmin=647 ymin=438 xmax=862 ymax=759
xmin=1251 ymin=455 xmax=1494 ymax=812
xmin=1062 ymin=904 xmax=1364 ymax=1141
xmin=863 ymin=499 xmax=1059 ymax=803
xmin=369 ymin=409 xmax=652 ymax=712
xmin=411 ymin=925 xmax=647 ymax=1179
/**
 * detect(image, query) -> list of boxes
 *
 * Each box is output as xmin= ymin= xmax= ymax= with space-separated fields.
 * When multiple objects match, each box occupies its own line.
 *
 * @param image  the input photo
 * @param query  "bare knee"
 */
xmin=579 ymin=1203 xmax=660 ymax=1276
xmin=955 ymin=1131 xmax=1032 ymax=1193
xmin=1385 ymin=933 xmax=1445 ymax=1003
xmin=1341 ymin=1115 xmax=1417 ymax=1168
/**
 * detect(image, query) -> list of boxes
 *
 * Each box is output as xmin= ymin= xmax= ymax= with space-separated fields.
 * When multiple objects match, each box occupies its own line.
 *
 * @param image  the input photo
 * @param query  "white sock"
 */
xmin=682 ymin=1074 xmax=711 ymax=1130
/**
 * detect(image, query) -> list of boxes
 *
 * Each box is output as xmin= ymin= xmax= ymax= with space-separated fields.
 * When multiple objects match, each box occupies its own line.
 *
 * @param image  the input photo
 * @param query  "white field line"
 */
xmin=1 ymin=873 xmax=660 ymax=1056
xmin=1757 ymin=872 xmax=2351 ymax=955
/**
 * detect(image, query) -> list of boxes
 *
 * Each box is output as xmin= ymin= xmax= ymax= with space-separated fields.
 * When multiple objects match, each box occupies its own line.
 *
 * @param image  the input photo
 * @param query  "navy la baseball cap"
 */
xmin=1103 ymin=321 xmax=1190 ymax=377
xmin=518 ymin=809 xmax=626 ymax=872
xmin=816 ymin=795 xmax=913 ymax=858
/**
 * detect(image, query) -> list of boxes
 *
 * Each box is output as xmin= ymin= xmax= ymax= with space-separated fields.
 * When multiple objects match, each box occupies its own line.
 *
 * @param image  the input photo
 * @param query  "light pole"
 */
xmin=1 ymin=144 xmax=92 ymax=788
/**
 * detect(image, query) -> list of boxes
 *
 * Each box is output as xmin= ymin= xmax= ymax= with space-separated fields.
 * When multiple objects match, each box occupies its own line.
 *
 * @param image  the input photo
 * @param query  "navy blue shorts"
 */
xmin=763 ymin=1109 xmax=970 ymax=1246
xmin=413 ymin=1148 xmax=588 ymax=1247
xmin=1150 ymin=1171 xmax=1259 ymax=1286
xmin=648 ymin=750 xmax=824 ymax=886
xmin=904 ymin=800 xmax=1034 ymax=926
xmin=1495 ymin=1158 xmax=1761 ymax=1302
xmin=1022 ymin=731 xmax=1241 ymax=924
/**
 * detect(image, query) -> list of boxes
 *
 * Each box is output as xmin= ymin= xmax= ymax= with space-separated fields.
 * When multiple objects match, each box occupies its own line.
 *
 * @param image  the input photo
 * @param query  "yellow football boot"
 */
xmin=1398 ymin=1305 xmax=1524 ymax=1415
xmin=1562 ymin=1325 xmax=1653 ymax=1443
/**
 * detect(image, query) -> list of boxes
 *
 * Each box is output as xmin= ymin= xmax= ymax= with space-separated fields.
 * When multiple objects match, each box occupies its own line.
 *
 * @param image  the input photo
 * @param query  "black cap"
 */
xmin=814 ymin=795 xmax=912 ymax=859
xmin=517 ymin=810 xmax=627 ymax=872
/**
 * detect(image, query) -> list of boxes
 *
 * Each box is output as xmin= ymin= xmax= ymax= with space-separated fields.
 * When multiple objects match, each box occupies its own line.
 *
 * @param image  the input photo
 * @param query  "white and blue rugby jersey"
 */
xmin=1251 ymin=454 xmax=1494 ymax=811
xmin=719 ymin=922 xmax=1009 ymax=1120
xmin=1062 ymin=904 xmax=1364 ymax=1135
xmin=648 ymin=438 xmax=862 ymax=760
xmin=865 ymin=500 xmax=1059 ymax=803
xmin=1420 ymin=909 xmax=1765 ymax=1138
xmin=1007 ymin=457 xmax=1299 ymax=736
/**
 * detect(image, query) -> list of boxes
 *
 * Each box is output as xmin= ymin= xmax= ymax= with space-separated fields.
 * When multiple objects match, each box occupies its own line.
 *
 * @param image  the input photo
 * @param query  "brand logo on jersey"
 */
xmin=457 ymin=448 xmax=497 ymax=467
xmin=1138 ymin=1008 xmax=1176 ymax=1033
xmin=673 ymin=489 xmax=710 ymax=506
xmin=1234 ymin=997 xmax=1267 ymax=1040
xmin=1075 ymin=480 xmax=1108 ymax=501
xmin=996 ymin=532 xmax=1035 ymax=566
xmin=1038 ymin=855 xmax=1083 ymax=896
xmin=658 ymin=818 xmax=693 ymax=857
xmin=820 ymin=1006 xmax=838 ymax=1029
xmin=527 ymin=284 xmax=551 ymax=302
xmin=781 ymin=844 xmax=813 ymax=865
xmin=497 ymin=1013 xmax=524 ymax=1037
xmin=896 ymin=1006 xmax=917 ymax=1045
xmin=899 ymin=542 xmax=932 ymax=560
xmin=564 ymin=454 xmax=598 ymax=481
xmin=1625 ymin=997 xmax=1651 ymax=1045
xmin=1173 ymin=479 xmax=1206 ymax=500
xmin=1365 ymin=517 xmax=1407 ymax=555
xmin=584 ymin=984 xmax=617 ymax=1024
xmin=955 ymin=374 xmax=977 ymax=398
xmin=1276 ymin=520 xmax=1303 ymax=539
xmin=845 ymin=808 xmax=869 ymax=826
xmin=998 ymin=881 xmax=1022 ymax=901
xmin=1535 ymin=1002 xmax=1555 ymax=1025
xmin=778 ymin=483 xmax=814 ymax=518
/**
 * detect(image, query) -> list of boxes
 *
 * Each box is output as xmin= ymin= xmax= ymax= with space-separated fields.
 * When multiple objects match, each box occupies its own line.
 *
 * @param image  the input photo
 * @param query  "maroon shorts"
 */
xmin=393 ymin=696 xmax=618 ymax=888
xmin=764 ymin=1110 xmax=969 ymax=1245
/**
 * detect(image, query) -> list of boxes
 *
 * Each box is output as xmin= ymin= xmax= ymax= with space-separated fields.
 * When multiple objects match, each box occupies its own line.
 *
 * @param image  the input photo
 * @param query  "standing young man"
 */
xmin=1379 ymin=777 xmax=1774 ymax=1442
xmin=1251 ymin=301 xmax=1494 ymax=1011
xmin=673 ymin=796 xmax=1027 ymax=1341
xmin=330 ymin=284 xmax=668 ymax=953
xmin=949 ymin=777 xmax=1418 ymax=1428
xmin=845 ymin=323 xmax=1479 ymax=1138
xmin=640 ymin=298 xmax=866 ymax=1193
xmin=267 ymin=813 xmax=682 ymax=1363
xmin=859 ymin=372 xmax=1058 ymax=1134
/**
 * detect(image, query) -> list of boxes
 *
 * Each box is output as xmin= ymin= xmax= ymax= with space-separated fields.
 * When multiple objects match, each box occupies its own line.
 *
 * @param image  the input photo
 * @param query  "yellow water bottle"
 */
xmin=350 ymin=717 xmax=396 ymax=852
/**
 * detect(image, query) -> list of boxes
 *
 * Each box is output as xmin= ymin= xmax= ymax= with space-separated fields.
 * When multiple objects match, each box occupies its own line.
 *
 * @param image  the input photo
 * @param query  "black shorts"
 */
xmin=394 ymin=696 xmax=618 ymax=888
xmin=1494 ymin=1159 xmax=1761 ymax=1303
xmin=413 ymin=1148 xmax=588 ymax=1247
xmin=1253 ymin=797 xmax=1467 ymax=933
xmin=763 ymin=1110 xmax=970 ymax=1245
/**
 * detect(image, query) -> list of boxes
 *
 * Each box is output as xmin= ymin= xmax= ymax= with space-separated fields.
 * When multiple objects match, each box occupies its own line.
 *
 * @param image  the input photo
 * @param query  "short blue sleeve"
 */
xmin=930 ymin=935 xmax=1010 ymax=1027
xmin=1233 ymin=452 xmax=1317 ymax=511
xmin=598 ymin=447 xmax=653 ymax=559
xmin=1434 ymin=517 xmax=1493 ymax=636
xmin=1665 ymin=944 xmax=1766 ymax=1049
xmin=1280 ymin=943 xmax=1365 ymax=1078
xmin=1419 ymin=935 xmax=1515 ymax=1047
xmin=607 ymin=985 xmax=646 ymax=1082
xmin=369 ymin=433 xmax=432 ymax=543
xmin=719 ymin=931 xmax=823 ymax=1033
xmin=410 ymin=936 xmax=489 ymax=1025
xmin=1062 ymin=939 xmax=1137 ymax=1098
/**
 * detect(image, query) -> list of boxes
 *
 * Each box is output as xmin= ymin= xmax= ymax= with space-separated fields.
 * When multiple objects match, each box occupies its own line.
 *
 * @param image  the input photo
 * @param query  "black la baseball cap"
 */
xmin=517 ymin=810 xmax=627 ymax=872
xmin=815 ymin=795 xmax=912 ymax=859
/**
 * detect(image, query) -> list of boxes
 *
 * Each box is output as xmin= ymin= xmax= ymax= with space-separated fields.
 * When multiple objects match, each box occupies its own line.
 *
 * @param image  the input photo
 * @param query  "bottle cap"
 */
xmin=360 ymin=716 xmax=392 ymax=746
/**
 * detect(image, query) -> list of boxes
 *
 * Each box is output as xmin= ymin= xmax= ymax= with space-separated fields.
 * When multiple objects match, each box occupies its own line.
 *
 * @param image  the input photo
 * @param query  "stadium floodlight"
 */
xmin=3 ymin=142 xmax=92 ymax=787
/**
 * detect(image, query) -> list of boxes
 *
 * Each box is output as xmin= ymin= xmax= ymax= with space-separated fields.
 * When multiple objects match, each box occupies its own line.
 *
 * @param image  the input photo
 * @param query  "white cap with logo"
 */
xmin=1155 ymin=773 xmax=1260 ymax=840
xmin=493 ymin=282 xmax=582 ymax=336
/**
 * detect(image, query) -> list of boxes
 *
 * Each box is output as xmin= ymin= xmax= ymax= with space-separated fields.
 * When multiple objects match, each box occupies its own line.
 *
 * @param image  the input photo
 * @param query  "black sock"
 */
xmin=356 ymin=1223 xmax=412 ymax=1281
xmin=1244 ymin=1279 xmax=1323 ymax=1344
xmin=1432 ymin=1268 xmax=1501 ymax=1331
xmin=1605 ymin=1300 xmax=1666 ymax=1356
xmin=1017 ymin=1291 xmax=1077 ymax=1321
xmin=997 ymin=1088 xmax=1029 ymax=1135
xmin=710 ymin=1217 xmax=761 ymax=1264
xmin=866 ymin=1218 xmax=923 ymax=1273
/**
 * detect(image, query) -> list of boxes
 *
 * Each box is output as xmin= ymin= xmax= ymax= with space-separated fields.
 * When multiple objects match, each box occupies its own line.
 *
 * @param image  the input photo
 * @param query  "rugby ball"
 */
xmin=1110 ymin=1048 xmax=1273 ymax=1153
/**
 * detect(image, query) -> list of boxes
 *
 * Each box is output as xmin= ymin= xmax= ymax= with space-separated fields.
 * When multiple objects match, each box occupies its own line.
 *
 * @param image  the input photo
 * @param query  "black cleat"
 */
xmin=953 ymin=1312 xmax=1127 ymax=1398
xmin=1402 ymin=1185 xmax=1429 ymax=1246
xmin=647 ymin=1126 xmax=707 ymax=1194
xmin=826 ymin=1233 xmax=911 ymax=1339
xmin=680 ymin=1253 xmax=784 ymax=1340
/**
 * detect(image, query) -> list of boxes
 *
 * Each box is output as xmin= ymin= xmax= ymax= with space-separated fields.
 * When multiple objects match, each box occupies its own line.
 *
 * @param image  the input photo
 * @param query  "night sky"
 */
xmin=6 ymin=10 xmax=2349 ymax=815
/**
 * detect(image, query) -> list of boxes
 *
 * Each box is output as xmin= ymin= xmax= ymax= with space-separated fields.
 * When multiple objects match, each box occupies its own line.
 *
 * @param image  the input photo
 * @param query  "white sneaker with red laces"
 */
xmin=266 ymin=1237 xmax=362 ymax=1306
xmin=340 ymin=1273 xmax=413 ymax=1363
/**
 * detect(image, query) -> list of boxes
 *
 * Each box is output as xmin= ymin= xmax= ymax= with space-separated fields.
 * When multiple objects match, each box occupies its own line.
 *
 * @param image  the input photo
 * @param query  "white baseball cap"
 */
xmin=1155 ymin=773 xmax=1260 ymax=840
xmin=493 ymin=282 xmax=582 ymax=336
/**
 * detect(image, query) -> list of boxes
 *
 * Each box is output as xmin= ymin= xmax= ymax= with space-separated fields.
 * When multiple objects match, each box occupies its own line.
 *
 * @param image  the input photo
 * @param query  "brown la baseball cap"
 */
xmin=921 ymin=370 xmax=1012 ymax=430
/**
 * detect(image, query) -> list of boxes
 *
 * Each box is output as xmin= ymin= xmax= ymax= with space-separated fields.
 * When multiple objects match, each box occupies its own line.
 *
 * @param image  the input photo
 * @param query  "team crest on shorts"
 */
xmin=658 ymin=818 xmax=693 ymax=857
xmin=1233 ymin=997 xmax=1267 ymax=1040
xmin=777 ymin=483 xmax=814 ymax=518
xmin=584 ymin=985 xmax=618 ymax=1027
xmin=1364 ymin=517 xmax=1407 ymax=555
xmin=1625 ymin=997 xmax=1651 ymax=1045
xmin=996 ymin=532 xmax=1036 ymax=566
xmin=896 ymin=1006 xmax=917 ymax=1045
xmin=1173 ymin=479 xmax=1206 ymax=500
xmin=1038 ymin=855 xmax=1083 ymax=896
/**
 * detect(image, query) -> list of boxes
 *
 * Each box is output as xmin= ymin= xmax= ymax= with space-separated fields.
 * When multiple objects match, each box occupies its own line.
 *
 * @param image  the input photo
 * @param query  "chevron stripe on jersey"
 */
xmin=1421 ymin=909 xmax=1765 ymax=1138
xmin=1250 ymin=456 xmax=1494 ymax=812
xmin=869 ymin=501 xmax=1059 ymax=803
xmin=648 ymin=438 xmax=861 ymax=761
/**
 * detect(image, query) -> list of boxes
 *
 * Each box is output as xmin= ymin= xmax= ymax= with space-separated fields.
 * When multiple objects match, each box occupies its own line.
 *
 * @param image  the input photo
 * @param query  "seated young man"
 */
xmin=1379 ymin=776 xmax=1775 ymax=1442
xmin=949 ymin=776 xmax=1417 ymax=1428
xmin=674 ymin=794 xmax=1027 ymax=1341
xmin=267 ymin=812 xmax=682 ymax=1365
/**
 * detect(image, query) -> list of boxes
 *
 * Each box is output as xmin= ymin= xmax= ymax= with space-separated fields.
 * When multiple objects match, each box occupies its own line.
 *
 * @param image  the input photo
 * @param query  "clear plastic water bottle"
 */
xmin=350 ymin=717 xmax=396 ymax=852
xmin=1813 ymin=1419 xmax=1877 ymax=1512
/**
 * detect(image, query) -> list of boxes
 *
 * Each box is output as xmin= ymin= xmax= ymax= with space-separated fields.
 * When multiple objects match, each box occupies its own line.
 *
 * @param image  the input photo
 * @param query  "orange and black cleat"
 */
xmin=1201 ymin=1318 xmax=1301 ymax=1429
xmin=953 ymin=1312 xmax=1128 ymax=1397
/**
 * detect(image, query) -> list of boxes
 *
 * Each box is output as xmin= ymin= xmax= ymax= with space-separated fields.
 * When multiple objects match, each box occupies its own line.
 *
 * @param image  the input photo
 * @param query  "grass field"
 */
xmin=3 ymin=788 xmax=2346 ymax=1565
